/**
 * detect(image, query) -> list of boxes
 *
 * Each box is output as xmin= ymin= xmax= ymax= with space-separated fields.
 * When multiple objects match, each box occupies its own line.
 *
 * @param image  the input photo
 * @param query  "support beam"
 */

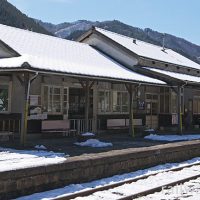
xmin=126 ymin=84 xmax=134 ymax=137
xmin=20 ymin=72 xmax=38 ymax=146
xmin=92 ymin=82 xmax=98 ymax=133
xmin=177 ymin=86 xmax=183 ymax=135
xmin=20 ymin=73 xmax=29 ymax=146
xmin=79 ymin=80 xmax=95 ymax=133
xmin=85 ymin=80 xmax=90 ymax=132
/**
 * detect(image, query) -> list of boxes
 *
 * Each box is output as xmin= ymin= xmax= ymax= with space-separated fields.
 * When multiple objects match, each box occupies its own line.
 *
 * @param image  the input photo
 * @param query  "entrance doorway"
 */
xmin=145 ymin=93 xmax=159 ymax=129
xmin=68 ymin=88 xmax=93 ymax=118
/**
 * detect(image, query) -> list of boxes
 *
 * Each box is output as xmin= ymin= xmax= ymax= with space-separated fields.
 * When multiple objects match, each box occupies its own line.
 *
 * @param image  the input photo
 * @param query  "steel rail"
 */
xmin=53 ymin=162 xmax=200 ymax=200
xmin=118 ymin=173 xmax=200 ymax=200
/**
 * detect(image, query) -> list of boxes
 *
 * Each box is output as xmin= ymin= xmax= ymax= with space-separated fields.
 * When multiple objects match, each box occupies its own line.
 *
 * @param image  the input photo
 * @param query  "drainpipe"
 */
xmin=21 ymin=72 xmax=38 ymax=146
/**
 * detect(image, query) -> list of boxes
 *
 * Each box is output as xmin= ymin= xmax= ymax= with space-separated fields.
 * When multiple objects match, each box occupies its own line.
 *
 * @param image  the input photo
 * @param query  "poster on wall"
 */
xmin=172 ymin=114 xmax=178 ymax=125
xmin=30 ymin=95 xmax=39 ymax=106
xmin=138 ymin=100 xmax=145 ymax=110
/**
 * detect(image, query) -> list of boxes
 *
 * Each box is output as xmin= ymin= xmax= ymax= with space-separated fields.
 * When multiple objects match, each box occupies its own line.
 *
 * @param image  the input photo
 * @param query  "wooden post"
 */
xmin=79 ymin=80 xmax=95 ymax=133
xmin=84 ymin=80 xmax=90 ymax=132
xmin=92 ymin=82 xmax=98 ymax=133
xmin=177 ymin=86 xmax=183 ymax=135
xmin=126 ymin=84 xmax=134 ymax=137
xmin=20 ymin=73 xmax=29 ymax=146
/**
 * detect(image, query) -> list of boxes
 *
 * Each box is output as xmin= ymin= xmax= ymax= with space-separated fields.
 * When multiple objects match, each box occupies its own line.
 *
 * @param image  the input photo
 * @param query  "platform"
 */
xmin=1 ymin=139 xmax=200 ymax=199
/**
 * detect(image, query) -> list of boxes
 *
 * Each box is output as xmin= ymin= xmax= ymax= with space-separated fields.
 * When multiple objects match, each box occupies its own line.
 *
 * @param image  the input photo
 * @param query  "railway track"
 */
xmin=54 ymin=162 xmax=200 ymax=200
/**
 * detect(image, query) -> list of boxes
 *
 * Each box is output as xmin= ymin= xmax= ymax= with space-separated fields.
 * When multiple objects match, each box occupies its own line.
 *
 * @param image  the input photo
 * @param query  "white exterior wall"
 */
xmin=0 ymin=43 xmax=15 ymax=58
xmin=84 ymin=35 xmax=138 ymax=68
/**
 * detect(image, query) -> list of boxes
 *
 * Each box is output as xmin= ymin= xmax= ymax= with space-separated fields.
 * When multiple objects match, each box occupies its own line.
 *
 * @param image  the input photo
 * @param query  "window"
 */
xmin=0 ymin=85 xmax=9 ymax=112
xmin=43 ymin=85 xmax=68 ymax=115
xmin=160 ymin=88 xmax=170 ymax=113
xmin=145 ymin=93 xmax=159 ymax=115
xmin=113 ymin=91 xmax=128 ymax=113
xmin=98 ymin=90 xmax=111 ymax=113
xmin=193 ymin=96 xmax=200 ymax=114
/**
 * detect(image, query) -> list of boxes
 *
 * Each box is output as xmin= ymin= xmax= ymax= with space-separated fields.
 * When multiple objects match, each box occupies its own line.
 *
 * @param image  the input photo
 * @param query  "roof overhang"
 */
xmin=0 ymin=65 xmax=166 ymax=87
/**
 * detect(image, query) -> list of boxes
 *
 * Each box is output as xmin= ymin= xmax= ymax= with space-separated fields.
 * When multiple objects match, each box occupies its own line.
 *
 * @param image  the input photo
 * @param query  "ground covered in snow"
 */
xmin=0 ymin=147 xmax=67 ymax=172
xmin=17 ymin=157 xmax=200 ymax=200
xmin=145 ymin=134 xmax=200 ymax=141
xmin=137 ymin=177 xmax=200 ymax=200
xmin=74 ymin=139 xmax=113 ymax=148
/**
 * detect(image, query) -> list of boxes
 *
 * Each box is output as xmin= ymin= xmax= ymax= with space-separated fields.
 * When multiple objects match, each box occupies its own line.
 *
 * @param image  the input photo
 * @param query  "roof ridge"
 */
xmin=95 ymin=27 xmax=168 ymax=50
xmin=0 ymin=23 xmax=89 ymax=47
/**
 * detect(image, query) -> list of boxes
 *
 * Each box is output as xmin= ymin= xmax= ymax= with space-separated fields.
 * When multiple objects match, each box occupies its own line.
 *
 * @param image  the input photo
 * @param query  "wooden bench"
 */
xmin=0 ymin=132 xmax=14 ymax=142
xmin=107 ymin=119 xmax=128 ymax=130
xmin=107 ymin=119 xmax=145 ymax=133
xmin=42 ymin=120 xmax=77 ymax=137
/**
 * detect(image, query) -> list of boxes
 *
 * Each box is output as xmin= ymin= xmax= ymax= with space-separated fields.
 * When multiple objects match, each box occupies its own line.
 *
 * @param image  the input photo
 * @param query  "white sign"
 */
xmin=28 ymin=114 xmax=47 ymax=120
xmin=30 ymin=95 xmax=39 ymax=106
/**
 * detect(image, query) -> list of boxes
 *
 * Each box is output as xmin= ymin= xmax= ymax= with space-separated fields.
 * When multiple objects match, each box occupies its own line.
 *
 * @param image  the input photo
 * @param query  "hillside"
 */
xmin=0 ymin=0 xmax=199 ymax=64
xmin=0 ymin=0 xmax=51 ymax=35
xmin=38 ymin=20 xmax=200 ymax=64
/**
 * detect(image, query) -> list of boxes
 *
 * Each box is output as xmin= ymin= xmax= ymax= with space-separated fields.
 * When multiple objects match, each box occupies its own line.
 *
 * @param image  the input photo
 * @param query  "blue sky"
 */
xmin=8 ymin=0 xmax=200 ymax=45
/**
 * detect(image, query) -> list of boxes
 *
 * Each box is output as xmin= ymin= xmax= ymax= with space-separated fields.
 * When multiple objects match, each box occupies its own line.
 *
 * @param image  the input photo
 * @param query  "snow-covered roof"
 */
xmin=0 ymin=24 xmax=164 ymax=85
xmin=145 ymin=67 xmax=200 ymax=84
xmin=95 ymin=28 xmax=200 ymax=70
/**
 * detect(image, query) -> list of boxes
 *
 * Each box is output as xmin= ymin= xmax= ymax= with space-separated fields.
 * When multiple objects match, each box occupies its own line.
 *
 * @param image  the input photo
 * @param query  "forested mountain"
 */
xmin=0 ymin=0 xmax=200 ymax=64
xmin=38 ymin=20 xmax=200 ymax=64
xmin=0 ymin=0 xmax=51 ymax=35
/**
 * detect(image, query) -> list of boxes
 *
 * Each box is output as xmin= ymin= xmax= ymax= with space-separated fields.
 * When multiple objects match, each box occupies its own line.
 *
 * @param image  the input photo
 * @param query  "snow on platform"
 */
xmin=74 ymin=139 xmax=113 ymax=148
xmin=0 ymin=147 xmax=67 ymax=172
xmin=81 ymin=132 xmax=95 ymax=137
xmin=144 ymin=134 xmax=200 ymax=142
xmin=16 ymin=157 xmax=200 ymax=200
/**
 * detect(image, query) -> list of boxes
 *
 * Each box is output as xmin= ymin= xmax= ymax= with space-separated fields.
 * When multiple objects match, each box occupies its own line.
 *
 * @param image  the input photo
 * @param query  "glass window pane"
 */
xmin=160 ymin=95 xmax=164 ymax=113
xmin=105 ymin=91 xmax=110 ymax=112
xmin=146 ymin=94 xmax=152 ymax=100
xmin=171 ymin=92 xmax=177 ymax=113
xmin=0 ymin=86 xmax=8 ymax=112
xmin=152 ymin=102 xmax=158 ymax=114
xmin=165 ymin=95 xmax=170 ymax=113
xmin=54 ymin=88 xmax=61 ymax=94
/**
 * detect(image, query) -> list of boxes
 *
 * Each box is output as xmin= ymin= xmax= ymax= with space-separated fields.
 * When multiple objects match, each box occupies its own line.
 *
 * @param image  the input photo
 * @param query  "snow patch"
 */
xmin=75 ymin=139 xmax=113 ymax=148
xmin=81 ymin=132 xmax=95 ymax=137
xmin=34 ymin=145 xmax=47 ymax=150
xmin=145 ymin=134 xmax=200 ymax=141
xmin=0 ymin=147 xmax=67 ymax=172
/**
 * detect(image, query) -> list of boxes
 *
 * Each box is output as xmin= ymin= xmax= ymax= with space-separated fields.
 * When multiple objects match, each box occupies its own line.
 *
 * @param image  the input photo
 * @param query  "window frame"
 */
xmin=97 ymin=90 xmax=111 ymax=114
xmin=112 ymin=91 xmax=129 ymax=114
xmin=42 ymin=85 xmax=69 ymax=116
xmin=0 ymin=82 xmax=11 ymax=113
xmin=159 ymin=88 xmax=170 ymax=114
xmin=193 ymin=96 xmax=200 ymax=114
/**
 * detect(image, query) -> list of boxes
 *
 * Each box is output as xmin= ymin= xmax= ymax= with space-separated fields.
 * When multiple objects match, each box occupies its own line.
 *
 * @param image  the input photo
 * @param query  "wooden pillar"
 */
xmin=92 ymin=82 xmax=98 ymax=133
xmin=177 ymin=86 xmax=183 ymax=135
xmin=85 ymin=80 xmax=90 ymax=132
xmin=79 ymin=80 xmax=95 ymax=133
xmin=126 ymin=84 xmax=134 ymax=137
xmin=20 ymin=73 xmax=30 ymax=146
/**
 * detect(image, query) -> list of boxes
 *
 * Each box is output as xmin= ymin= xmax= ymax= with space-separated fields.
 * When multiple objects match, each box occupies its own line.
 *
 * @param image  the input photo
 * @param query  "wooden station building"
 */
xmin=0 ymin=24 xmax=200 ymax=145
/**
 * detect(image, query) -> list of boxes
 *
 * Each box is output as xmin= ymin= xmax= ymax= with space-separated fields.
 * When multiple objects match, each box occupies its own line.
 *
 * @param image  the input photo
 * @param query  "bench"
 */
xmin=0 ymin=132 xmax=14 ymax=142
xmin=107 ymin=119 xmax=128 ymax=130
xmin=42 ymin=120 xmax=77 ymax=137
xmin=107 ymin=118 xmax=145 ymax=135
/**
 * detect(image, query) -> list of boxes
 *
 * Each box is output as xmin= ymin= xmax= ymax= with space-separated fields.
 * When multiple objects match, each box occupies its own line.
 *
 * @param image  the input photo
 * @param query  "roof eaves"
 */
xmin=133 ymin=65 xmax=184 ymax=86
xmin=138 ymin=56 xmax=200 ymax=73
xmin=77 ymin=28 xmax=94 ymax=42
